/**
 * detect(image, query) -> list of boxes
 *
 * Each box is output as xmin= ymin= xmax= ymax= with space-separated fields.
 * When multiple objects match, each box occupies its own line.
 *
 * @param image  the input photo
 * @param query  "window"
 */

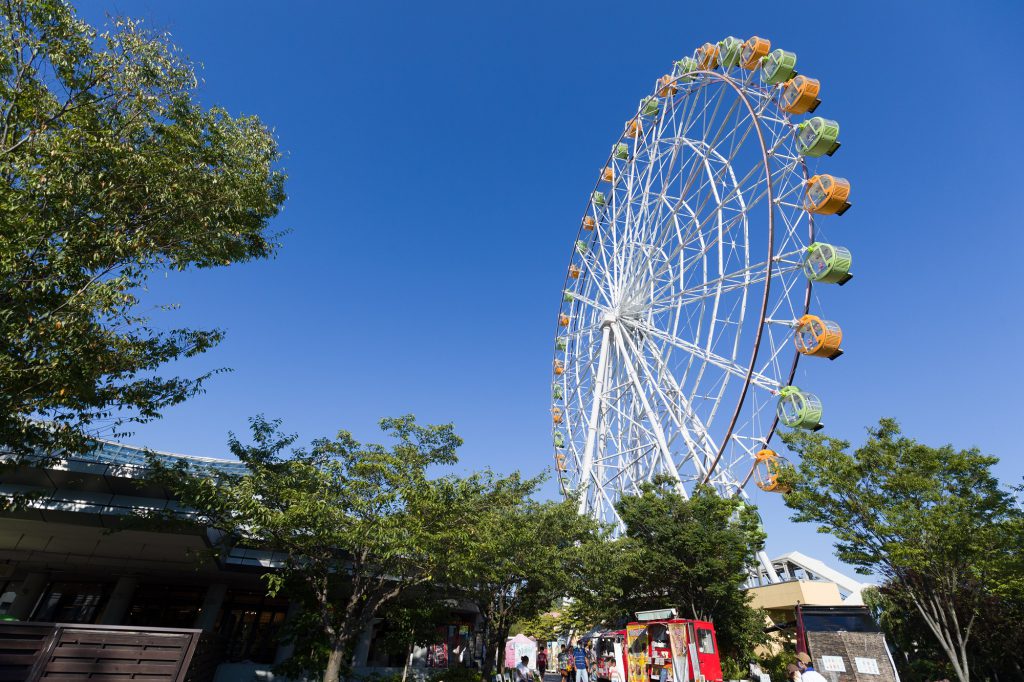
xmin=629 ymin=628 xmax=649 ymax=655
xmin=126 ymin=584 xmax=205 ymax=628
xmin=217 ymin=590 xmax=290 ymax=664
xmin=32 ymin=582 xmax=107 ymax=623
xmin=696 ymin=629 xmax=715 ymax=654
xmin=648 ymin=624 xmax=669 ymax=649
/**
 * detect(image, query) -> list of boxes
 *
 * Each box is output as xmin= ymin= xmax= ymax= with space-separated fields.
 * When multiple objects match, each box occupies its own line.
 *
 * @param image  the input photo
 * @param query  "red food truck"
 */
xmin=594 ymin=629 xmax=627 ymax=682
xmin=622 ymin=609 xmax=723 ymax=682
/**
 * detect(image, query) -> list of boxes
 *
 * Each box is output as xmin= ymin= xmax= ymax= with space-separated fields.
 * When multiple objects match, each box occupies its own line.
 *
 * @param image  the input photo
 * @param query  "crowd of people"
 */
xmin=515 ymin=640 xmax=824 ymax=682
xmin=513 ymin=641 xmax=595 ymax=682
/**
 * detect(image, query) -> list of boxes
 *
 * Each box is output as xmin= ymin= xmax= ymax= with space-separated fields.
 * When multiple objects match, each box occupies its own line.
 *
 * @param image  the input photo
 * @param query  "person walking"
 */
xmin=517 ymin=656 xmax=536 ymax=682
xmin=795 ymin=653 xmax=826 ymax=682
xmin=537 ymin=647 xmax=549 ymax=679
xmin=572 ymin=642 xmax=590 ymax=682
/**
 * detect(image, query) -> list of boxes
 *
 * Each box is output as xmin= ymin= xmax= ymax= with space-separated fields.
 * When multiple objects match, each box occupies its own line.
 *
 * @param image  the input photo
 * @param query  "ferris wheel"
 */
xmin=551 ymin=37 xmax=854 ymax=541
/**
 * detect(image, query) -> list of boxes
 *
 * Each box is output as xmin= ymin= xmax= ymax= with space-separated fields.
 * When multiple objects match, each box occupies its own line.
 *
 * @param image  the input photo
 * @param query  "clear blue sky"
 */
xmin=78 ymin=0 xmax=1024 ymax=572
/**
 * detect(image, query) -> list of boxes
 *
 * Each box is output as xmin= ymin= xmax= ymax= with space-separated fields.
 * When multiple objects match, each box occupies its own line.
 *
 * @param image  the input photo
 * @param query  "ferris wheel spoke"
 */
xmin=617 ymin=325 xmax=720 ymax=477
xmin=624 ymin=316 xmax=783 ymax=394
xmin=604 ymin=327 xmax=688 ymax=497
xmin=647 ymin=251 xmax=805 ymax=313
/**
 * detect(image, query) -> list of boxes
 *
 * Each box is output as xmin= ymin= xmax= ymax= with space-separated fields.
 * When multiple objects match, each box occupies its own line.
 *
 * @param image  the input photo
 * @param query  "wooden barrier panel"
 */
xmin=0 ymin=622 xmax=201 ymax=682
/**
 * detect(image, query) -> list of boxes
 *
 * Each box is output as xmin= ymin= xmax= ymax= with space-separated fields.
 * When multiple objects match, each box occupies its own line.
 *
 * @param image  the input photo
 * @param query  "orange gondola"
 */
xmin=658 ymin=74 xmax=678 ymax=97
xmin=780 ymin=75 xmax=821 ymax=114
xmin=553 ymin=359 xmax=564 ymax=375
xmin=740 ymin=36 xmax=770 ymax=70
xmin=569 ymin=265 xmax=581 ymax=279
xmin=754 ymin=449 xmax=790 ymax=493
xmin=583 ymin=216 xmax=595 ymax=231
xmin=558 ymin=313 xmax=570 ymax=327
xmin=804 ymin=175 xmax=851 ymax=215
xmin=602 ymin=166 xmax=614 ymax=183
xmin=696 ymin=42 xmax=719 ymax=70
xmin=794 ymin=314 xmax=843 ymax=360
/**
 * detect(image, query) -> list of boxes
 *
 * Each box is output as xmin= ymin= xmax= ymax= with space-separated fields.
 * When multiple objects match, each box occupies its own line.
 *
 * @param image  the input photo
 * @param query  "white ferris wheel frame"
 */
xmin=554 ymin=63 xmax=824 ymax=549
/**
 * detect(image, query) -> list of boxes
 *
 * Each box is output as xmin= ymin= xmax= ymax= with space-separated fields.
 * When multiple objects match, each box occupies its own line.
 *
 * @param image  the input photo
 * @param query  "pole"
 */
xmin=579 ymin=322 xmax=612 ymax=515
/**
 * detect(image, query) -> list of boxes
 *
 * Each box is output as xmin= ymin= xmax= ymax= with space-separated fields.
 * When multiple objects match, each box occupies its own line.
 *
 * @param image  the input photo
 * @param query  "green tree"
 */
xmin=0 ymin=0 xmax=286 ymax=457
xmin=444 ymin=472 xmax=604 ymax=680
xmin=147 ymin=415 xmax=469 ymax=682
xmin=586 ymin=478 xmax=768 ymax=663
xmin=779 ymin=419 xmax=1024 ymax=682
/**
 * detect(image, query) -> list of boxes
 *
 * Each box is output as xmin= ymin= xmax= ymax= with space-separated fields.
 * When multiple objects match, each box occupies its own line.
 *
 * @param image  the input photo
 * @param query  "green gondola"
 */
xmin=552 ymin=383 xmax=563 ymax=400
xmin=575 ymin=240 xmax=588 ymax=255
xmin=613 ymin=142 xmax=629 ymax=160
xmin=563 ymin=291 xmax=575 ymax=302
xmin=553 ymin=431 xmax=565 ymax=448
xmin=762 ymin=49 xmax=797 ymax=85
xmin=555 ymin=337 xmax=567 ymax=351
xmin=718 ymin=36 xmax=743 ymax=68
xmin=640 ymin=96 xmax=659 ymax=117
xmin=777 ymin=386 xmax=823 ymax=431
xmin=673 ymin=57 xmax=698 ymax=82
xmin=593 ymin=191 xmax=607 ymax=207
xmin=796 ymin=117 xmax=841 ymax=157
xmin=802 ymin=242 xmax=853 ymax=285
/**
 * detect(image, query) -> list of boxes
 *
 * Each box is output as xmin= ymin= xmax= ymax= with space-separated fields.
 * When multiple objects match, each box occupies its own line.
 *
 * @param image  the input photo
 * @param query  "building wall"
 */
xmin=747 ymin=581 xmax=845 ymax=610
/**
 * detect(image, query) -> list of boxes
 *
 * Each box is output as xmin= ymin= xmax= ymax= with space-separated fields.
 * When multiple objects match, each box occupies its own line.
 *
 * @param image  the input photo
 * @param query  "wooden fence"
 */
xmin=0 ymin=621 xmax=201 ymax=681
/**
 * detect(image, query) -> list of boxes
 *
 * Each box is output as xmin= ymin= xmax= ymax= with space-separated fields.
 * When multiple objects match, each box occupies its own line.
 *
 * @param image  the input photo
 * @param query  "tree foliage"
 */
xmin=442 ymin=472 xmax=604 ymax=679
xmin=148 ymin=415 xmax=469 ymax=682
xmin=0 ymin=0 xmax=286 ymax=456
xmin=575 ymin=477 xmax=769 ymax=664
xmin=779 ymin=419 xmax=1024 ymax=682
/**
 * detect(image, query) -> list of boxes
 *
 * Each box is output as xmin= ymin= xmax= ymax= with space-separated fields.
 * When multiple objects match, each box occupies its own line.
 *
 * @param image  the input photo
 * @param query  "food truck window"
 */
xmin=630 ymin=628 xmax=649 ymax=654
xmin=697 ymin=629 xmax=716 ymax=654
xmin=649 ymin=624 xmax=669 ymax=648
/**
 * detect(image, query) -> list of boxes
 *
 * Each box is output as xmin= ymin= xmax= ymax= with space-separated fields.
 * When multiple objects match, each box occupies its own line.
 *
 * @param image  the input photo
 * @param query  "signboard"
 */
xmin=667 ymin=624 xmax=690 ymax=682
xmin=612 ymin=642 xmax=627 ymax=682
xmin=626 ymin=625 xmax=649 ymax=682
xmin=820 ymin=656 xmax=846 ymax=673
xmin=854 ymin=658 xmax=880 ymax=675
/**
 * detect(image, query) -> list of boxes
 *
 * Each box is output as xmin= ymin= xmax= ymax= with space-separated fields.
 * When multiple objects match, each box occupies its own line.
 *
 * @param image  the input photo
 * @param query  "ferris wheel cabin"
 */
xmin=740 ymin=36 xmax=771 ymax=69
xmin=794 ymin=314 xmax=844 ymax=360
xmin=777 ymin=386 xmax=824 ymax=431
xmin=805 ymin=175 xmax=851 ymax=215
xmin=695 ymin=42 xmax=720 ymax=70
xmin=802 ymin=242 xmax=853 ymax=285
xmin=763 ymin=49 xmax=797 ymax=85
xmin=796 ymin=117 xmax=841 ymax=157
xmin=780 ymin=75 xmax=821 ymax=114
xmin=718 ymin=36 xmax=743 ymax=68
xmin=755 ymin=449 xmax=790 ymax=493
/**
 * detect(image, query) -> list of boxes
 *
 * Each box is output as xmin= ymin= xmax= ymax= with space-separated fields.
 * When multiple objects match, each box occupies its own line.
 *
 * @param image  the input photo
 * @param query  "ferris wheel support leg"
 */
xmin=757 ymin=549 xmax=782 ymax=583
xmin=578 ymin=323 xmax=612 ymax=516
xmin=611 ymin=323 xmax=687 ymax=499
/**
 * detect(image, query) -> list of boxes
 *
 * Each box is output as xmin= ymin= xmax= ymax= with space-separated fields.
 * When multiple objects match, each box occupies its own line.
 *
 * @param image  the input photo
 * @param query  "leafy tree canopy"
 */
xmin=575 ymin=477 xmax=769 ymax=664
xmin=442 ymin=471 xmax=604 ymax=678
xmin=0 ymin=0 xmax=286 ymax=456
xmin=779 ymin=419 xmax=1024 ymax=682
xmin=148 ymin=415 xmax=469 ymax=682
